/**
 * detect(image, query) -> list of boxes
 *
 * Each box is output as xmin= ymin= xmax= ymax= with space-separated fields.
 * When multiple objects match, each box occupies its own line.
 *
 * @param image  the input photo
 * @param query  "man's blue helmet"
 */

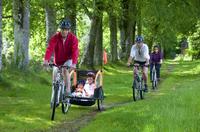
xmin=136 ymin=36 xmax=144 ymax=42
xmin=59 ymin=19 xmax=71 ymax=29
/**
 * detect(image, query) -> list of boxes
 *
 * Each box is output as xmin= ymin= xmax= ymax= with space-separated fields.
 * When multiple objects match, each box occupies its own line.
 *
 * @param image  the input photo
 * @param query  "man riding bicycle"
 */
xmin=127 ymin=36 xmax=150 ymax=92
xmin=43 ymin=19 xmax=79 ymax=97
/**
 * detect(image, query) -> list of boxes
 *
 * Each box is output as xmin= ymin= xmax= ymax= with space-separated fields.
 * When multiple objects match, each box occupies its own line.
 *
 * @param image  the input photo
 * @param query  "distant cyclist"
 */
xmin=127 ymin=36 xmax=150 ymax=92
xmin=150 ymin=45 xmax=163 ymax=81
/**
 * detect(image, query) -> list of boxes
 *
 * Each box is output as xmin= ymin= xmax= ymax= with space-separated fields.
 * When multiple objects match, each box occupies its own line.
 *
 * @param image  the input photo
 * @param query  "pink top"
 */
xmin=84 ymin=83 xmax=96 ymax=96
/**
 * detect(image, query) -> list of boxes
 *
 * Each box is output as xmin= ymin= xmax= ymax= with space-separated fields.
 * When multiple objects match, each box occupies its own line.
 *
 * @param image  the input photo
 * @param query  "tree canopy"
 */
xmin=0 ymin=0 xmax=199 ymax=70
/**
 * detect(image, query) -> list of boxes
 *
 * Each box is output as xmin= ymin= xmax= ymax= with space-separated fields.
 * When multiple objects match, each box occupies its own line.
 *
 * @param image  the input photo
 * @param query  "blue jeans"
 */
xmin=150 ymin=63 xmax=161 ymax=81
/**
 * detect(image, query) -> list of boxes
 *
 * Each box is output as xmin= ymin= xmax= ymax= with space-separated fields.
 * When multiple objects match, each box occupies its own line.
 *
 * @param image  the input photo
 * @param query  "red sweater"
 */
xmin=44 ymin=32 xmax=79 ymax=66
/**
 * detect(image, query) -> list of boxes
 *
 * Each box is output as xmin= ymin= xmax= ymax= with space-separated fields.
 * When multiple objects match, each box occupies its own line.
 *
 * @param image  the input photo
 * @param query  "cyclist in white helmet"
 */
xmin=127 ymin=36 xmax=150 ymax=92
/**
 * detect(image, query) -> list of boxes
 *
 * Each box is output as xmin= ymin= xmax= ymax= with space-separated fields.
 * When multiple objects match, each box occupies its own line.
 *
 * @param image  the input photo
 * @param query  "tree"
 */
xmin=119 ymin=0 xmax=137 ymax=59
xmin=64 ymin=0 xmax=77 ymax=35
xmin=44 ymin=0 xmax=57 ymax=47
xmin=136 ymin=0 xmax=142 ymax=35
xmin=13 ymin=0 xmax=30 ymax=69
xmin=94 ymin=14 xmax=103 ymax=66
xmin=80 ymin=0 xmax=104 ymax=69
xmin=107 ymin=0 xmax=118 ymax=62
xmin=189 ymin=21 xmax=200 ymax=60
xmin=0 ymin=0 xmax=2 ymax=70
xmin=125 ymin=0 xmax=137 ymax=58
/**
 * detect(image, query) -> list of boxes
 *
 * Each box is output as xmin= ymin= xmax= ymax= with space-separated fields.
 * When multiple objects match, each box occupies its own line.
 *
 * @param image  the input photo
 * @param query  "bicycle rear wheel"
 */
xmin=51 ymin=84 xmax=59 ymax=121
xmin=62 ymin=98 xmax=71 ymax=114
xmin=97 ymin=88 xmax=104 ymax=111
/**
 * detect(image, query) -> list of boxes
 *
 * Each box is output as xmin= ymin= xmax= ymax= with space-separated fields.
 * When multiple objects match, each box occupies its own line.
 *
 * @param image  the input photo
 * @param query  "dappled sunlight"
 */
xmin=143 ymin=124 xmax=155 ymax=132
xmin=3 ymin=113 xmax=53 ymax=127
xmin=0 ymin=97 xmax=34 ymax=105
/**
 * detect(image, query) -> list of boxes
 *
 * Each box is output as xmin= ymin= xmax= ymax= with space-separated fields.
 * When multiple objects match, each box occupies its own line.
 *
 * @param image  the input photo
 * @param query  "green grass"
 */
xmin=0 ymin=68 xmax=95 ymax=132
xmin=81 ymin=60 xmax=200 ymax=132
xmin=1 ymin=61 xmax=200 ymax=131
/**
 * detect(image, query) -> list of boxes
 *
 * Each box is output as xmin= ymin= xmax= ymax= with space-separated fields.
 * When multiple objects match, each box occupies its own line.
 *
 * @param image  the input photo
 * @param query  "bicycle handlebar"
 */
xmin=49 ymin=64 xmax=70 ymax=69
xmin=128 ymin=64 xmax=149 ymax=68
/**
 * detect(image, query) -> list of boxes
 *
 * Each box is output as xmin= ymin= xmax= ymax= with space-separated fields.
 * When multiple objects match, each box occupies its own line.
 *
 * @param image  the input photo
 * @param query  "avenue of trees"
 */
xmin=0 ymin=0 xmax=199 ymax=70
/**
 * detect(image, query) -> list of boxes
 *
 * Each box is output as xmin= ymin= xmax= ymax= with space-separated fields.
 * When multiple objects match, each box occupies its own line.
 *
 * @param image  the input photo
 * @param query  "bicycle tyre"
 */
xmin=140 ymin=82 xmax=144 ymax=99
xmin=132 ymin=81 xmax=137 ymax=101
xmin=51 ymin=84 xmax=58 ymax=121
xmin=97 ymin=88 xmax=104 ymax=111
xmin=152 ymin=71 xmax=155 ymax=90
xmin=62 ymin=98 xmax=70 ymax=114
xmin=140 ymin=89 xmax=144 ymax=99
xmin=153 ymin=71 xmax=158 ymax=90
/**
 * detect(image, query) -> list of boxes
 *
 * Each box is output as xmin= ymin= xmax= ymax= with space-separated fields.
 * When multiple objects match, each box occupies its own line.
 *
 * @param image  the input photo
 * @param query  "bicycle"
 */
xmin=49 ymin=64 xmax=71 ymax=120
xmin=132 ymin=64 xmax=147 ymax=101
xmin=151 ymin=63 xmax=158 ymax=90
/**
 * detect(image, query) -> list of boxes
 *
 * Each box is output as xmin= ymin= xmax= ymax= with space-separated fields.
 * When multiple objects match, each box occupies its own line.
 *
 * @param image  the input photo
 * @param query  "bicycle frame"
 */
xmin=151 ymin=64 xmax=157 ymax=90
xmin=133 ymin=65 xmax=145 ymax=100
xmin=53 ymin=67 xmax=64 ymax=104
xmin=49 ymin=64 xmax=70 ymax=120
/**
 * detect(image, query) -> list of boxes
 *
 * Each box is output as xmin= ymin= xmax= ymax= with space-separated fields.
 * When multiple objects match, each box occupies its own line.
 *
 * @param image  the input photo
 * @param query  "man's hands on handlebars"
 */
xmin=42 ymin=60 xmax=76 ymax=71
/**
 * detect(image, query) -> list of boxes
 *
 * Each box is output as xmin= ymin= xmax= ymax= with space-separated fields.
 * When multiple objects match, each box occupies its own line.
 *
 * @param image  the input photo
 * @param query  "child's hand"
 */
xmin=85 ymin=92 xmax=89 ymax=96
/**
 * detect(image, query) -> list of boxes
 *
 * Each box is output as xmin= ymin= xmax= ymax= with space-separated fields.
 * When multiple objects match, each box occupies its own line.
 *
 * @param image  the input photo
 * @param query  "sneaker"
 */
xmin=144 ymin=84 xmax=148 ymax=92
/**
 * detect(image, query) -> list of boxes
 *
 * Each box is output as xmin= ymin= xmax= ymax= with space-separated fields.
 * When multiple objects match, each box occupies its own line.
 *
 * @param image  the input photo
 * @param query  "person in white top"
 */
xmin=127 ymin=36 xmax=150 ymax=92
xmin=83 ymin=72 xmax=96 ymax=97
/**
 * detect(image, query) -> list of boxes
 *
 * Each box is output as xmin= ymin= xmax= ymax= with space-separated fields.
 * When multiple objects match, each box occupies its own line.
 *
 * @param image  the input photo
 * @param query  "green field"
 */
xmin=0 ymin=61 xmax=200 ymax=132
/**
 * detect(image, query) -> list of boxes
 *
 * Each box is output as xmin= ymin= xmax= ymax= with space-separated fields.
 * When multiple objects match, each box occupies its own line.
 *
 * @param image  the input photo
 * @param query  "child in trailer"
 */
xmin=72 ymin=80 xmax=85 ymax=97
xmin=83 ymin=72 xmax=96 ymax=98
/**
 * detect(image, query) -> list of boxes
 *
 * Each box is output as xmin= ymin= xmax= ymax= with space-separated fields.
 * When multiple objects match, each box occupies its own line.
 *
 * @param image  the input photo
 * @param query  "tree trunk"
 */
xmin=109 ymin=13 xmax=118 ymax=62
xmin=94 ymin=15 xmax=103 ymax=67
xmin=80 ymin=16 xmax=98 ymax=69
xmin=0 ymin=0 xmax=2 ymax=70
xmin=45 ymin=2 xmax=56 ymax=47
xmin=119 ymin=19 xmax=126 ymax=59
xmin=136 ymin=0 xmax=142 ymax=35
xmin=125 ymin=0 xmax=137 ymax=58
xmin=13 ymin=0 xmax=30 ymax=69
xmin=119 ymin=0 xmax=128 ymax=59
xmin=64 ymin=0 xmax=77 ymax=35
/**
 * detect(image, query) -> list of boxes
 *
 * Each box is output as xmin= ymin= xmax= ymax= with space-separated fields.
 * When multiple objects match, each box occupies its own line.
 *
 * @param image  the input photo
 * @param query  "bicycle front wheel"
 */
xmin=132 ymin=81 xmax=138 ymax=101
xmin=152 ymin=71 xmax=157 ymax=90
xmin=140 ymin=82 xmax=144 ymax=99
xmin=51 ymin=84 xmax=59 ymax=121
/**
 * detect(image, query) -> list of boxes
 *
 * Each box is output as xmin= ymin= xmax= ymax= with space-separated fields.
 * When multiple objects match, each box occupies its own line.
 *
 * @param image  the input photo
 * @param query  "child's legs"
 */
xmin=150 ymin=64 xmax=153 ymax=81
xmin=155 ymin=64 xmax=161 ymax=78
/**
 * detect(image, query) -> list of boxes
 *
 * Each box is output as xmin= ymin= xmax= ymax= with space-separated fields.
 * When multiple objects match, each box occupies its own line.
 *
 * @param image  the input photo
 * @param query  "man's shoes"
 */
xmin=144 ymin=84 xmax=148 ymax=92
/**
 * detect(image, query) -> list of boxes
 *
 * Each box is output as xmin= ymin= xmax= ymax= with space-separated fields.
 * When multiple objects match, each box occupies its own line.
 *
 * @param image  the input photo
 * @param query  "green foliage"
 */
xmin=188 ymin=21 xmax=200 ymax=59
xmin=1 ymin=0 xmax=200 ymax=67
xmin=141 ymin=0 xmax=200 ymax=58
